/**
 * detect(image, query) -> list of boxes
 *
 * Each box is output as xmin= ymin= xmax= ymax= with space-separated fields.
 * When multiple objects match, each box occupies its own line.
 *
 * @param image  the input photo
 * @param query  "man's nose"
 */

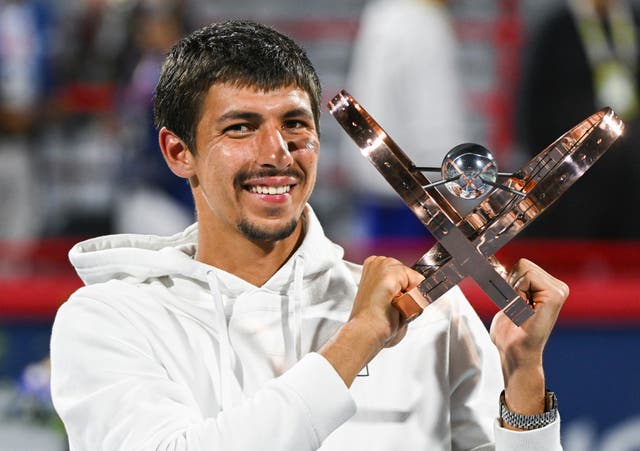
xmin=256 ymin=128 xmax=293 ymax=169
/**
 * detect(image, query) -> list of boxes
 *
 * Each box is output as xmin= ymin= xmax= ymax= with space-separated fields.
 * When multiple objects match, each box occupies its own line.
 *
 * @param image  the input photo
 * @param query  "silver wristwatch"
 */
xmin=499 ymin=390 xmax=558 ymax=430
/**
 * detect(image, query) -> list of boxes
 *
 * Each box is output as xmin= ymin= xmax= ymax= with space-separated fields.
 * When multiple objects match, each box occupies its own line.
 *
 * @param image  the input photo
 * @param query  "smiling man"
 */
xmin=160 ymin=83 xmax=319 ymax=285
xmin=50 ymin=20 xmax=567 ymax=450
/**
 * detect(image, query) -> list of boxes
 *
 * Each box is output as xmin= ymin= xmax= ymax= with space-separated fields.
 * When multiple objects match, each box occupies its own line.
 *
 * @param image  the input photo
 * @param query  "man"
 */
xmin=50 ymin=20 xmax=568 ymax=450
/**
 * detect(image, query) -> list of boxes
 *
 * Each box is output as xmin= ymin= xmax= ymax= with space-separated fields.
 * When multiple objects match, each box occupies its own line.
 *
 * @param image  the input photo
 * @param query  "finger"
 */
xmin=512 ymin=270 xmax=569 ymax=307
xmin=405 ymin=265 xmax=425 ymax=289
xmin=507 ymin=258 xmax=538 ymax=285
xmin=508 ymin=259 xmax=569 ymax=302
xmin=363 ymin=255 xmax=381 ymax=265
xmin=374 ymin=257 xmax=422 ymax=292
xmin=360 ymin=257 xmax=411 ymax=300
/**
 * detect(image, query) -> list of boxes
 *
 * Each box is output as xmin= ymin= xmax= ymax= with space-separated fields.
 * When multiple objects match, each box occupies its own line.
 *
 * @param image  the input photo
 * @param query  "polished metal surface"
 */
xmin=442 ymin=143 xmax=498 ymax=199
xmin=329 ymin=89 xmax=623 ymax=325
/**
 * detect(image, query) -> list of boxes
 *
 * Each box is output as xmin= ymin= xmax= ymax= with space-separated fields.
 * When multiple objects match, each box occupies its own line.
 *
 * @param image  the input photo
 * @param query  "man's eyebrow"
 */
xmin=217 ymin=111 xmax=263 ymax=123
xmin=282 ymin=108 xmax=314 ymax=120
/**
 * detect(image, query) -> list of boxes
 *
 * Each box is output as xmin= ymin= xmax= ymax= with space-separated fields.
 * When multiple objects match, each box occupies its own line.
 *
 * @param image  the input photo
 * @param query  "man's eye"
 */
xmin=284 ymin=120 xmax=307 ymax=130
xmin=224 ymin=123 xmax=252 ymax=134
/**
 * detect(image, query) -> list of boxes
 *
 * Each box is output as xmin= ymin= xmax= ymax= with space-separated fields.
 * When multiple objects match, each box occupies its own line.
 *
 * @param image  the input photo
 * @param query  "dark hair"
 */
xmin=153 ymin=20 xmax=322 ymax=152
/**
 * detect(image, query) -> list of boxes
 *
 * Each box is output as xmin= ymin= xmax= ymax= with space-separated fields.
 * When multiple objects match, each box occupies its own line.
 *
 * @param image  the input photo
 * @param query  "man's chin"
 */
xmin=237 ymin=218 xmax=299 ymax=242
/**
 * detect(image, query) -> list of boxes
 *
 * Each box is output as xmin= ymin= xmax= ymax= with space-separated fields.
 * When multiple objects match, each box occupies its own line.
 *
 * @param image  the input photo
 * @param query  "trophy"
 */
xmin=329 ymin=90 xmax=624 ymax=325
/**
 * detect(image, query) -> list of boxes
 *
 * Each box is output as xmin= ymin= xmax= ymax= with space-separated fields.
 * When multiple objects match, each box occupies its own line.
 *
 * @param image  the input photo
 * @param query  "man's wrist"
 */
xmin=319 ymin=319 xmax=383 ymax=387
xmin=500 ymin=390 xmax=558 ymax=430
xmin=500 ymin=351 xmax=544 ymax=381
xmin=502 ymin=362 xmax=545 ymax=409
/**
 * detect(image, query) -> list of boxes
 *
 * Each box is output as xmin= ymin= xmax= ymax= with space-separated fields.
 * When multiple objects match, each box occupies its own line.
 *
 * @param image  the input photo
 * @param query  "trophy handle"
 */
xmin=392 ymin=287 xmax=430 ymax=322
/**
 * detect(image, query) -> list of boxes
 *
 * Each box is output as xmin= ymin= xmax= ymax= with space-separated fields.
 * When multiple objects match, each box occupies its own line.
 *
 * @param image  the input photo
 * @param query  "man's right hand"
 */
xmin=319 ymin=256 xmax=424 ymax=387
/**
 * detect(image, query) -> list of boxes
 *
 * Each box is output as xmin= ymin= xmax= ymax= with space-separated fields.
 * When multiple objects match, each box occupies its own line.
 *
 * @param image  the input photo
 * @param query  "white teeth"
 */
xmin=249 ymin=185 xmax=291 ymax=194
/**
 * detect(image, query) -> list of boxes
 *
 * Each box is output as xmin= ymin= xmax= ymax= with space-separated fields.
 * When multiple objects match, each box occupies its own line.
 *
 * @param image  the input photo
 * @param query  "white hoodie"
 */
xmin=50 ymin=206 xmax=561 ymax=450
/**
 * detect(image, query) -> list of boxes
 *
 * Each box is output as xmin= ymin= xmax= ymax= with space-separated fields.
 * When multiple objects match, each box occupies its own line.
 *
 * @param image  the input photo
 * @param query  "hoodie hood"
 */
xmin=69 ymin=205 xmax=350 ymax=411
xmin=69 ymin=205 xmax=345 ymax=289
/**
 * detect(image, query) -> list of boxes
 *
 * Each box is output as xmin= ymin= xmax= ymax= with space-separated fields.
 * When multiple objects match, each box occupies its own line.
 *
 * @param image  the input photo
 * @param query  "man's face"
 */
xmin=190 ymin=83 xmax=319 ymax=242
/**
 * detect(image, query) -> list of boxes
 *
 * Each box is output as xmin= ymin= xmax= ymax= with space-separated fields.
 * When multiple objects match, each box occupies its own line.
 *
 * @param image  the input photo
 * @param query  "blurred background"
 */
xmin=0 ymin=0 xmax=639 ymax=449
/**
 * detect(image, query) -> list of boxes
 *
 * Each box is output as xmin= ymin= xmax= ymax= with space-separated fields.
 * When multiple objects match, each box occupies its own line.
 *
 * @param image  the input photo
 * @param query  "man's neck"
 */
xmin=195 ymin=213 xmax=306 ymax=287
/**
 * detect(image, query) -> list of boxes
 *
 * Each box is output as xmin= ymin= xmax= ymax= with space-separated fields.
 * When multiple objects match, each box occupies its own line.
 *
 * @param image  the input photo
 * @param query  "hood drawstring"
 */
xmin=206 ymin=256 xmax=305 ymax=406
xmin=288 ymin=254 xmax=305 ymax=367
xmin=206 ymin=270 xmax=238 ymax=412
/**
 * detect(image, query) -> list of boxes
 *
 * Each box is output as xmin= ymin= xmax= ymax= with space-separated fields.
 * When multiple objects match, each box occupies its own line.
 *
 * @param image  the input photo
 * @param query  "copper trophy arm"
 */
xmin=329 ymin=89 xmax=623 ymax=325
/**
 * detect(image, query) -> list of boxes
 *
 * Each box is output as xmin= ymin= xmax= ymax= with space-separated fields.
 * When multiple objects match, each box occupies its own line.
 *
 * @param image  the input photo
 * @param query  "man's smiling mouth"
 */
xmin=237 ymin=169 xmax=303 ymax=198
xmin=248 ymin=185 xmax=292 ymax=195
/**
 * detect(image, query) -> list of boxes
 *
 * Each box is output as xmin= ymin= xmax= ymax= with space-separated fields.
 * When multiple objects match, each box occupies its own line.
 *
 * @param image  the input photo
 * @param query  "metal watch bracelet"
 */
xmin=499 ymin=390 xmax=558 ymax=430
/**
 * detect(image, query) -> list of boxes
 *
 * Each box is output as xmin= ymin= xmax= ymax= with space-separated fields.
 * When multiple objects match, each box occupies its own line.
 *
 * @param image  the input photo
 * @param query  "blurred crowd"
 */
xmin=0 ymin=0 xmax=199 ymax=241
xmin=3 ymin=0 xmax=639 ymax=244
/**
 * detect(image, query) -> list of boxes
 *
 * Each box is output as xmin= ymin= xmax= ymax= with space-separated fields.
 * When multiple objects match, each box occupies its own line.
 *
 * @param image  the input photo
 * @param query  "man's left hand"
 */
xmin=489 ymin=258 xmax=569 ymax=421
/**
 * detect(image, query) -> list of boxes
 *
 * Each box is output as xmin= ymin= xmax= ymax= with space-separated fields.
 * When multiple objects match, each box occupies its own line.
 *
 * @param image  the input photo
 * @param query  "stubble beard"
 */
xmin=237 ymin=217 xmax=299 ymax=242
xmin=233 ymin=168 xmax=308 ymax=242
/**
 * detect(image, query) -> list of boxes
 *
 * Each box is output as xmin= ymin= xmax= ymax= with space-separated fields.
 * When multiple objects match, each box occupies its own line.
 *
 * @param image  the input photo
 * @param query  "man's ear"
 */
xmin=158 ymin=127 xmax=195 ymax=178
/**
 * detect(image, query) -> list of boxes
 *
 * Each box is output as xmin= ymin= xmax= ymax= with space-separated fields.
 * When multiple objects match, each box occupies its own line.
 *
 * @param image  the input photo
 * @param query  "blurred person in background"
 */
xmin=341 ymin=0 xmax=467 ymax=240
xmin=37 ymin=0 xmax=140 ymax=237
xmin=516 ymin=0 xmax=640 ymax=239
xmin=115 ymin=1 xmax=195 ymax=235
xmin=0 ymin=0 xmax=52 ymax=239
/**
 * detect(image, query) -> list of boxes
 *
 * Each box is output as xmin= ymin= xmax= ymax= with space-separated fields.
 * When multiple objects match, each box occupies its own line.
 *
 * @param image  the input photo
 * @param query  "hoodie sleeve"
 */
xmin=444 ymin=289 xmax=562 ymax=451
xmin=50 ymin=292 xmax=356 ymax=451
xmin=493 ymin=419 xmax=562 ymax=451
